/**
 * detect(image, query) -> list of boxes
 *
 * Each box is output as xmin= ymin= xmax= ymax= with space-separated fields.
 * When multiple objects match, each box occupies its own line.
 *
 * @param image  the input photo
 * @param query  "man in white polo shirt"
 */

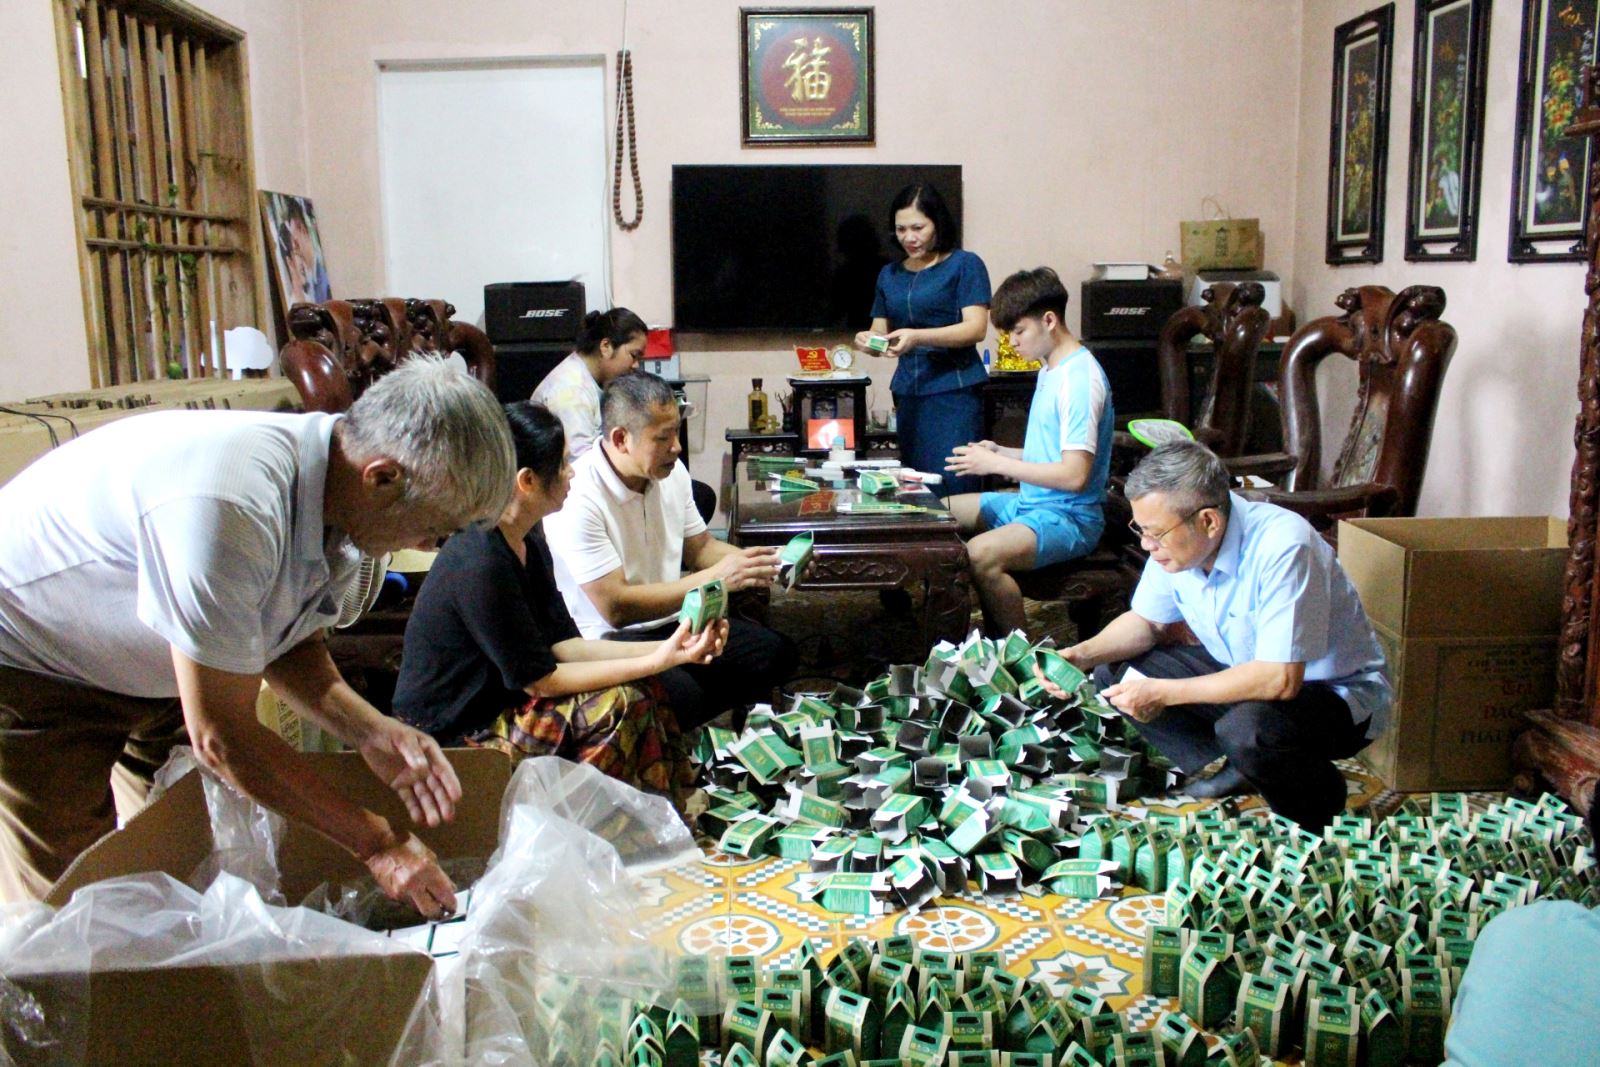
xmin=546 ymin=372 xmax=796 ymax=727
xmin=0 ymin=358 xmax=514 ymax=916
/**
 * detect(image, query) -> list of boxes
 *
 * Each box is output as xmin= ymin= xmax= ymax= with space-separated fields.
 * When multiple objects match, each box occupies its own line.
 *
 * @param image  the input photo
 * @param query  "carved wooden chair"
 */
xmin=406 ymin=298 xmax=497 ymax=390
xmin=1151 ymin=281 xmax=1271 ymax=457
xmin=280 ymin=298 xmax=495 ymax=413
xmin=1010 ymin=287 xmax=1268 ymax=635
xmin=1236 ymin=284 xmax=1457 ymax=534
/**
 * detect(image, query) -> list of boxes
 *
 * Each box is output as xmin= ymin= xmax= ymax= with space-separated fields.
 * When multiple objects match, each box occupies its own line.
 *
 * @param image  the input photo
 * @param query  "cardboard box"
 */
xmin=0 ymin=378 xmax=301 ymax=487
xmin=1338 ymin=517 xmax=1566 ymax=791
xmin=10 ymin=749 xmax=511 ymax=1066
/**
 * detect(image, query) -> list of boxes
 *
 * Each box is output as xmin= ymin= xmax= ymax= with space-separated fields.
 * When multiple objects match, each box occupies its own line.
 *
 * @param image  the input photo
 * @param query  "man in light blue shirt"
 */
xmin=1038 ymin=440 xmax=1391 ymax=828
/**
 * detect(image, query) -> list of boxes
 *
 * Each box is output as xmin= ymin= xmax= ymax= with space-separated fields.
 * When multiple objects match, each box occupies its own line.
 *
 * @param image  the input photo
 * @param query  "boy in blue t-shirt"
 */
xmin=945 ymin=267 xmax=1114 ymax=634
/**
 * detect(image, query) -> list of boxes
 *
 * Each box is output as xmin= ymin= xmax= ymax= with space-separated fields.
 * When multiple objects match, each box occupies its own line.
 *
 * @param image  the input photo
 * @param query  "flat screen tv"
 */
xmin=671 ymin=164 xmax=963 ymax=333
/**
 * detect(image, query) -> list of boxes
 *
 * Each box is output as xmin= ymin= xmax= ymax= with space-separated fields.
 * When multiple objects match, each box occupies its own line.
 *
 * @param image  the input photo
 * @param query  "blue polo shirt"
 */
xmin=1129 ymin=492 xmax=1392 ymax=737
xmin=870 ymin=248 xmax=991 ymax=397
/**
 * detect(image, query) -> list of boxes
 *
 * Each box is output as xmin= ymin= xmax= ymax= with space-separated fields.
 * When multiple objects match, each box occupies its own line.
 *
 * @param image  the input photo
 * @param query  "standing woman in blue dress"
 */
xmin=854 ymin=182 xmax=991 ymax=497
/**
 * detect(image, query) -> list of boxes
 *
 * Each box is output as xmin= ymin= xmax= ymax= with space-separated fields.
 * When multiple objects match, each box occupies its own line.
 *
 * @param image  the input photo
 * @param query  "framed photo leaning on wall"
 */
xmin=1327 ymin=5 xmax=1396 ymax=265
xmin=1404 ymin=0 xmax=1492 ymax=261
xmin=740 ymin=8 xmax=874 ymax=146
xmin=1509 ymin=0 xmax=1600 ymax=262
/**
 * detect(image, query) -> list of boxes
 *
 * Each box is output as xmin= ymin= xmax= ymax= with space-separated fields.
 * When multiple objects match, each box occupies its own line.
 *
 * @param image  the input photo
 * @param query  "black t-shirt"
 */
xmin=393 ymin=523 xmax=581 ymax=740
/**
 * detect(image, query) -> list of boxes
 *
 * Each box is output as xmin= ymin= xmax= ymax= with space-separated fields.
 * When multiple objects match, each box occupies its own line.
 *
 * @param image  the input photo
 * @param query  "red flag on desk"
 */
xmin=795 ymin=346 xmax=831 ymax=373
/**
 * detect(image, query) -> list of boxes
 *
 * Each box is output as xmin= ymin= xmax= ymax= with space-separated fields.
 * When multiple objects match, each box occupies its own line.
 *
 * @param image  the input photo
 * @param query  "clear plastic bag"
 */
xmin=0 ymin=752 xmax=705 ymax=1067
xmin=398 ymin=756 xmax=706 ymax=1067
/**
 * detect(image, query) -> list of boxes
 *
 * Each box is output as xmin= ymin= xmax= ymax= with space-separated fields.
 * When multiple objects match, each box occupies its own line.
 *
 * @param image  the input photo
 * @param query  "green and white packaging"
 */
xmin=1177 ymin=946 xmax=1237 ymax=1030
xmin=1154 ymin=1011 xmax=1205 ymax=1067
xmin=1141 ymin=925 xmax=1187 ymax=997
xmin=1304 ymin=983 xmax=1359 ymax=1067
xmin=678 ymin=578 xmax=728 ymax=633
xmin=1041 ymin=858 xmax=1121 ymax=900
xmin=823 ymin=987 xmax=882 ymax=1060
xmin=778 ymin=531 xmax=816 ymax=589
xmin=1233 ymin=973 xmax=1290 ymax=1058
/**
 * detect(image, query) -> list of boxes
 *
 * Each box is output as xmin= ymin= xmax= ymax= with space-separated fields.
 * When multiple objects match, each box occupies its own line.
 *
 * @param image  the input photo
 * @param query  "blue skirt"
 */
xmin=893 ymin=385 xmax=985 ymax=498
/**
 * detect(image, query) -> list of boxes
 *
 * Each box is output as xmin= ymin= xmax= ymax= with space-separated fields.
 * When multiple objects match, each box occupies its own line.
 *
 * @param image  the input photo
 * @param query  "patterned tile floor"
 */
xmin=633 ymin=757 xmax=1465 ymax=1031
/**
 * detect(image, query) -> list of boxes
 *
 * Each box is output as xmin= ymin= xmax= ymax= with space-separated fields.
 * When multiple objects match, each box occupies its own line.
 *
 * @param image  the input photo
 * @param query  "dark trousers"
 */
xmin=612 ymin=618 xmax=797 ymax=730
xmin=1094 ymin=644 xmax=1369 ymax=830
xmin=894 ymin=386 xmax=984 ymax=498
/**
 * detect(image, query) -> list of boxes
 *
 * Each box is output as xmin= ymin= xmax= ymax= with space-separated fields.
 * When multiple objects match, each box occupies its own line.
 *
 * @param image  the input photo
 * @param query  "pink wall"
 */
xmin=1292 ymin=0 xmax=1586 ymax=518
xmin=0 ymin=0 xmax=308 ymax=399
xmin=5 ymin=1 xmax=1581 ymax=519
xmin=296 ymin=0 xmax=1306 ymax=504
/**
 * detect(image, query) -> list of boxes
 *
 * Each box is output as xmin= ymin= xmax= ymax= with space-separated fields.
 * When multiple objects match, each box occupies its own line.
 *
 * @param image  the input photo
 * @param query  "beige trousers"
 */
xmin=0 ymin=666 xmax=186 ymax=903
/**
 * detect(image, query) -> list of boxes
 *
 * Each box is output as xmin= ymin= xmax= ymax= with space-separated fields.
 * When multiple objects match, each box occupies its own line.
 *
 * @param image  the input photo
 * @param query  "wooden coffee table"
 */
xmin=727 ymin=459 xmax=972 ymax=647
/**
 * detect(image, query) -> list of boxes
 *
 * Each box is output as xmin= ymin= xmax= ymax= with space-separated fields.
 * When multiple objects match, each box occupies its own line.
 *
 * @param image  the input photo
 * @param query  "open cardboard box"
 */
xmin=8 ymin=749 xmax=512 ymax=1066
xmin=1339 ymin=516 xmax=1566 ymax=791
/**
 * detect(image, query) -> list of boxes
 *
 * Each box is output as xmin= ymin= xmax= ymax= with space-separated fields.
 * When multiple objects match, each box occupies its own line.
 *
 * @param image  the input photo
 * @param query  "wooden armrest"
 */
xmin=1225 ymin=451 xmax=1297 ymax=479
xmin=1243 ymin=482 xmax=1401 ymax=519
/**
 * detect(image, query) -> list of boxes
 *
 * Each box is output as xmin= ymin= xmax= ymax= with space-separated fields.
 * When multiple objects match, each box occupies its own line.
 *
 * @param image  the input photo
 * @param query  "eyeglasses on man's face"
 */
xmin=1128 ymin=506 xmax=1204 ymax=546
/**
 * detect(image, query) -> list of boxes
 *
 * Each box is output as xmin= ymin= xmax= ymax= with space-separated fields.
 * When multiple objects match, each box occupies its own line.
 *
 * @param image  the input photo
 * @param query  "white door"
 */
xmin=376 ymin=58 xmax=610 ymax=328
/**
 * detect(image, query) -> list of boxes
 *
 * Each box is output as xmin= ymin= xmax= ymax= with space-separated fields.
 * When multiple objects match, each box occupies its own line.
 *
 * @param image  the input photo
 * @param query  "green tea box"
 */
xmin=1233 ymin=973 xmax=1290 ymax=1058
xmin=895 ymin=1025 xmax=949 ymax=1066
xmin=678 ymin=578 xmax=728 ymax=633
xmin=1178 ymin=947 xmax=1237 ymax=1030
xmin=1358 ymin=990 xmax=1404 ymax=1067
xmin=1154 ymin=1010 xmax=1206 ymax=1067
xmin=1141 ymin=925 xmax=1187 ymax=997
xmin=1304 ymin=983 xmax=1358 ymax=1067
xmin=721 ymin=1001 xmax=777 ymax=1062
xmin=823 ymin=987 xmax=881 ymax=1060
xmin=778 ymin=530 xmax=816 ymax=589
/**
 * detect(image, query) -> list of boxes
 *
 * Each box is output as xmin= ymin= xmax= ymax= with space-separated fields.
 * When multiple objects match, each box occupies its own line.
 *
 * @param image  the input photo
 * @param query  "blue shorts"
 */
xmin=978 ymin=492 xmax=1103 ymax=568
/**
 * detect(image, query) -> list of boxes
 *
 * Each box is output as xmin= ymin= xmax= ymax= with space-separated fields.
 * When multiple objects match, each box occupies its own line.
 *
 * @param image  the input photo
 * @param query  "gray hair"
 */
xmin=1125 ymin=440 xmax=1232 ymax=517
xmin=341 ymin=356 xmax=515 ymax=524
xmin=602 ymin=370 xmax=678 ymax=435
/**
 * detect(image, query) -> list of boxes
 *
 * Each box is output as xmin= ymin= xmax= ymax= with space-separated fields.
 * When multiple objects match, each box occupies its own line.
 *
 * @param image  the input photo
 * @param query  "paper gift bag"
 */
xmin=1180 ymin=197 xmax=1263 ymax=271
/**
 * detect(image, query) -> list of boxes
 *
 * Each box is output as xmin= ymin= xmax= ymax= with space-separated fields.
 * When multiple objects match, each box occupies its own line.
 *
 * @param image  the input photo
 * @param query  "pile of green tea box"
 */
xmin=694 ymin=632 xmax=1179 ymax=915
xmin=591 ymin=937 xmax=1257 ymax=1067
xmin=584 ymin=791 xmax=1595 ymax=1067
xmin=1142 ymin=792 xmax=1598 ymax=1065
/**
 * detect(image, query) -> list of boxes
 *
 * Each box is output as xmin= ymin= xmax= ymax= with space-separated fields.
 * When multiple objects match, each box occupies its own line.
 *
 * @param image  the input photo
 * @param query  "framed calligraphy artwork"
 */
xmin=741 ymin=8 xmax=874 ymax=146
xmin=1327 ymin=5 xmax=1396 ymax=264
xmin=1404 ymin=0 xmax=1491 ymax=261
xmin=1509 ymin=0 xmax=1600 ymax=262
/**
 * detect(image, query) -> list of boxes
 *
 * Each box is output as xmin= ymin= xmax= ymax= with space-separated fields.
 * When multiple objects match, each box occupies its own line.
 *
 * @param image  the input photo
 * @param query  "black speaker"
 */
xmin=1080 ymin=279 xmax=1185 ymax=341
xmin=484 ymin=281 xmax=586 ymax=344
xmin=492 ymin=342 xmax=570 ymax=404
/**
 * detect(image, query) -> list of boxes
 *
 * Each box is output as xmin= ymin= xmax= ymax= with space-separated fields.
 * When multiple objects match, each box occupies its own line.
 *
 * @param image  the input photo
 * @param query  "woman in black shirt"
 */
xmin=393 ymin=402 xmax=725 ymax=804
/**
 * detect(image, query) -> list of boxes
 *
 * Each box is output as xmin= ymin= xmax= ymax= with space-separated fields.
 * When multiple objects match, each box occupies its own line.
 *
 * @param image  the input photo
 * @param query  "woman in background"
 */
xmin=855 ymin=182 xmax=991 ymax=497
xmin=532 ymin=307 xmax=648 ymax=462
xmin=392 ymin=402 xmax=724 ymax=806
xmin=534 ymin=307 xmax=716 ymax=520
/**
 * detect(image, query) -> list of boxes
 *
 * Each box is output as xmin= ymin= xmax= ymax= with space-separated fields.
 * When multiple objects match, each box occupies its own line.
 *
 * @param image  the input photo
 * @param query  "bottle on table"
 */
xmin=748 ymin=378 xmax=769 ymax=432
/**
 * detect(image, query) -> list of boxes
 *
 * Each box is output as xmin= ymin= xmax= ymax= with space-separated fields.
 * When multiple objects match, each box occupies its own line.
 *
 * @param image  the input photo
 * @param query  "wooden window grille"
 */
xmin=53 ymin=0 xmax=261 ymax=387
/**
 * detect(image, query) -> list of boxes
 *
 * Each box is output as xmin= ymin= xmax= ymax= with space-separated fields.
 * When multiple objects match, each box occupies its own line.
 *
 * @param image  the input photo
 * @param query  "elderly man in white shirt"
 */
xmin=1039 ymin=441 xmax=1391 ymax=829
xmin=0 ymin=359 xmax=514 ymax=916
xmin=545 ymin=372 xmax=796 ymax=728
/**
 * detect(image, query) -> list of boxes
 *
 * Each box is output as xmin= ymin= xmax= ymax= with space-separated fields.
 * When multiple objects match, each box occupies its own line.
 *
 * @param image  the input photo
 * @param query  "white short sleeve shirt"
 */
xmin=0 ymin=410 xmax=360 ymax=698
xmin=530 ymin=352 xmax=603 ymax=461
xmin=544 ymin=445 xmax=707 ymax=638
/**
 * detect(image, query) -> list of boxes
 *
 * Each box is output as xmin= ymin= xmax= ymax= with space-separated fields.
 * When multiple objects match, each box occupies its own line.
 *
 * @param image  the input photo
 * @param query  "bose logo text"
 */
xmin=519 ymin=309 xmax=566 ymax=319
xmin=1106 ymin=307 xmax=1150 ymax=316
